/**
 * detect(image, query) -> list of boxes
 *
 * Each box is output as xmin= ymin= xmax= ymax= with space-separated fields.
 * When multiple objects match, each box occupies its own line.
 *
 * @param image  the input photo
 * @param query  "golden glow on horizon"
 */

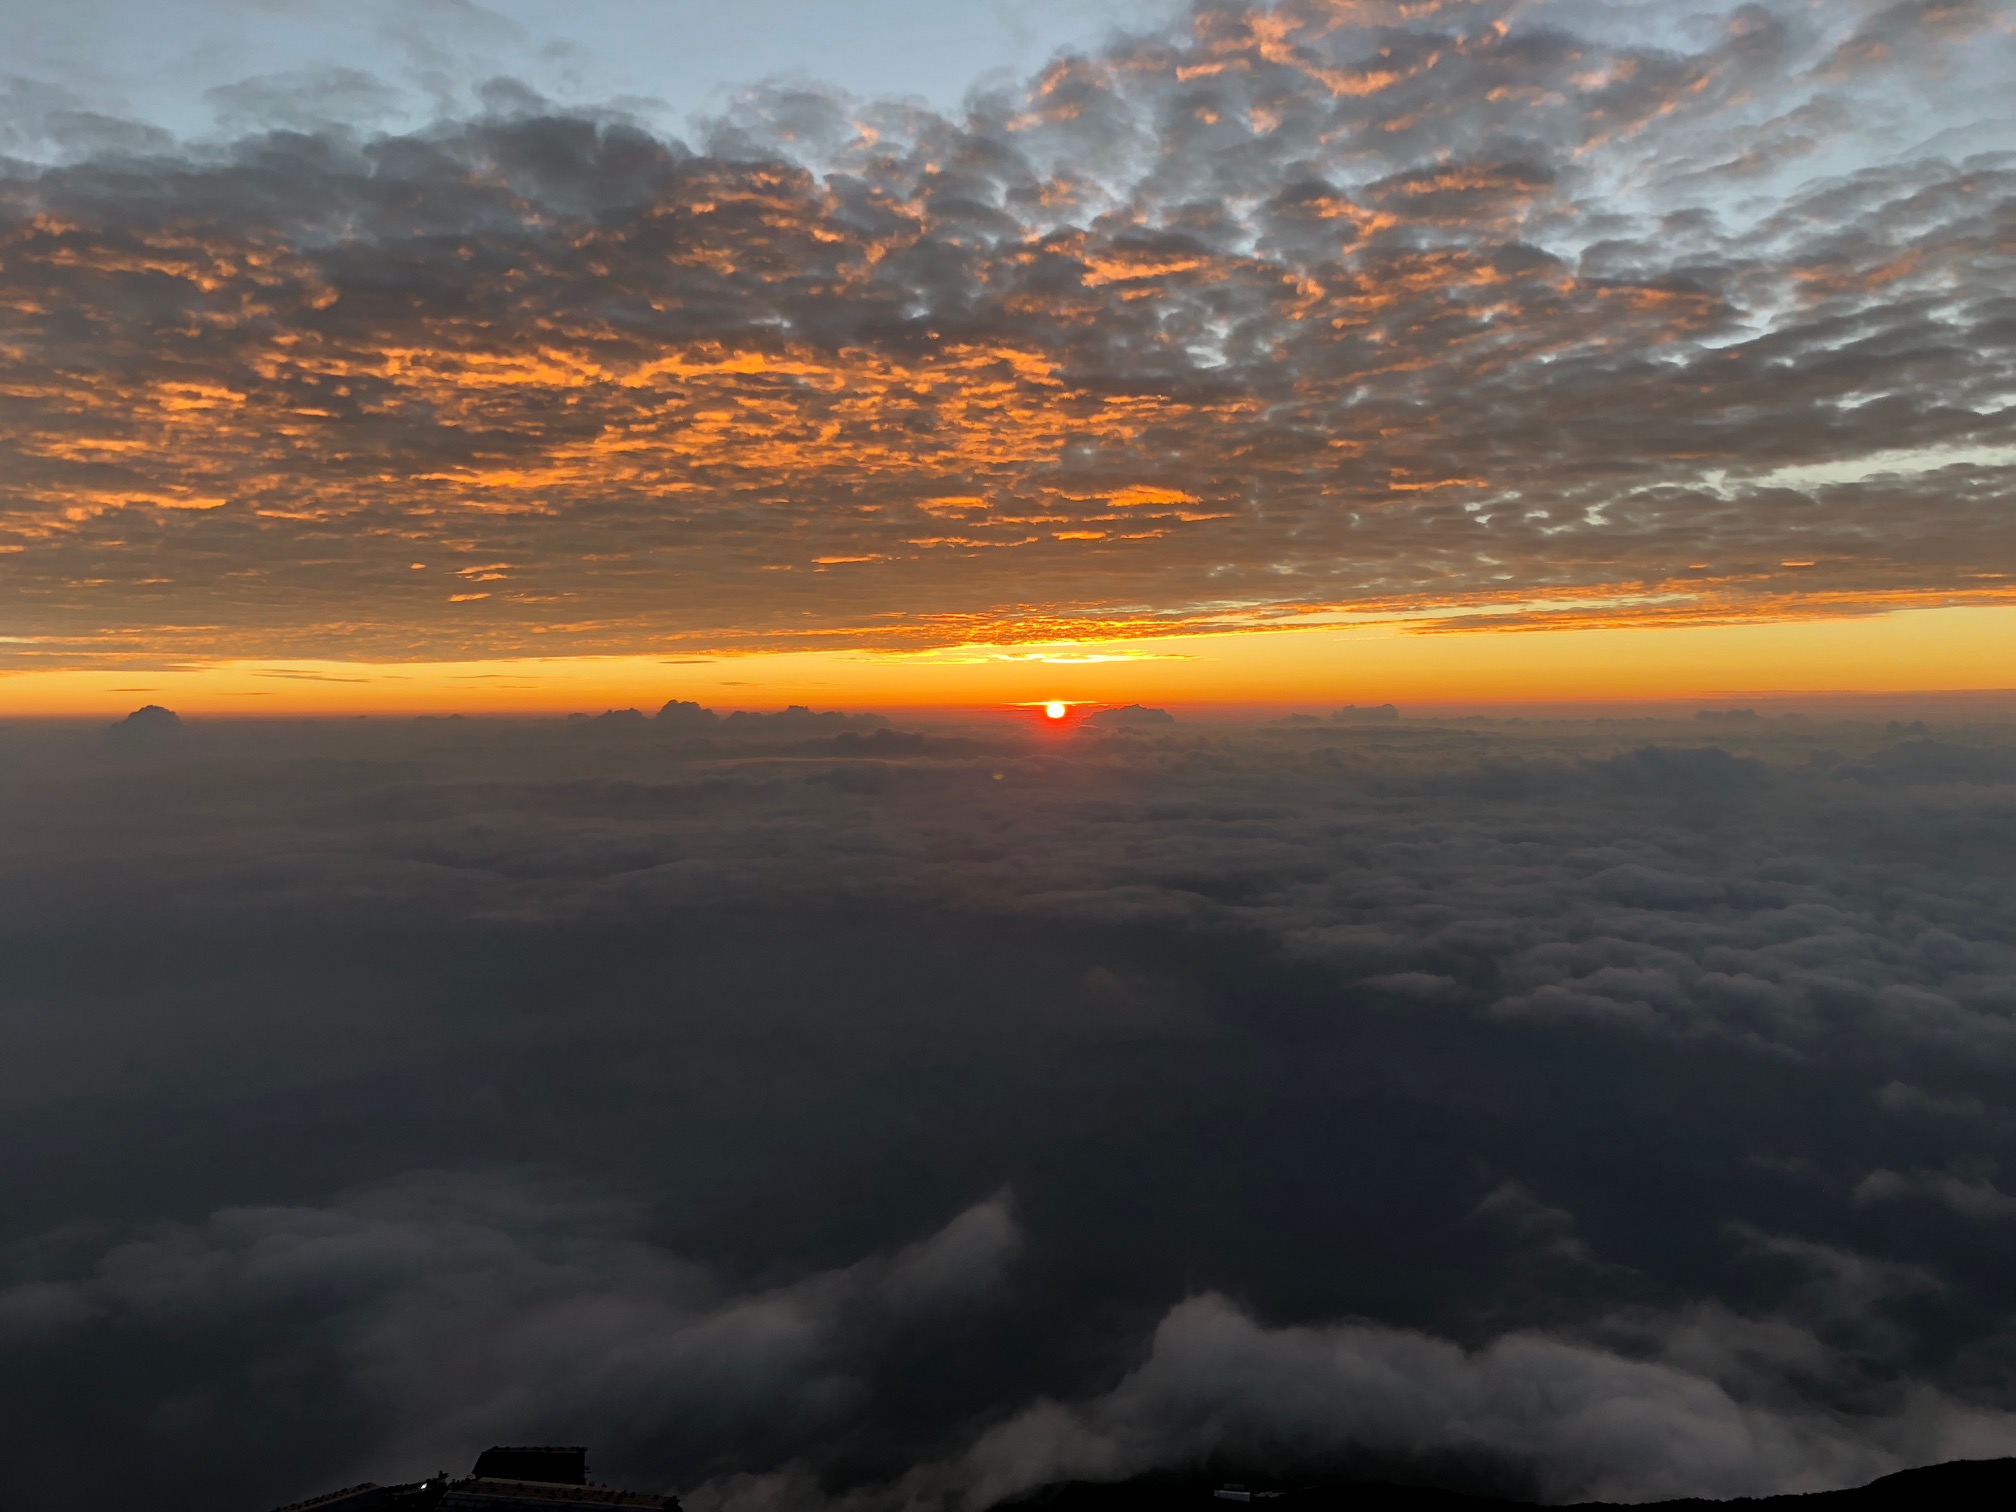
xmin=2 ymin=606 xmax=2011 ymax=718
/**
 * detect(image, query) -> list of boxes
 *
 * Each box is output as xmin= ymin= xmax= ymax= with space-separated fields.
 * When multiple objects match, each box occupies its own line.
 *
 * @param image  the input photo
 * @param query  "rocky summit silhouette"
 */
xmin=271 ymin=1446 xmax=676 ymax=1511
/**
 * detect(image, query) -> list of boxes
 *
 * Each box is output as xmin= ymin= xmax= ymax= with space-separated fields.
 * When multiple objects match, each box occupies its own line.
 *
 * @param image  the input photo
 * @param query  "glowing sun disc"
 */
xmin=1044 ymin=701 xmax=1067 ymax=720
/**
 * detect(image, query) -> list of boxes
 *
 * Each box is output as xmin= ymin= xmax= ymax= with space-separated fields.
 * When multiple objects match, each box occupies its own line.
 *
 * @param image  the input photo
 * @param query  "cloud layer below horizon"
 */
xmin=4 ymin=709 xmax=2016 ymax=1506
xmin=3 ymin=0 xmax=2013 ymax=667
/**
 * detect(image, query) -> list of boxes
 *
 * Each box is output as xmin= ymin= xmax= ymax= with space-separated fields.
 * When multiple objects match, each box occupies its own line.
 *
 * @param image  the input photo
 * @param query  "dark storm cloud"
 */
xmin=2 ymin=0 xmax=2012 ymax=663
xmin=4 ymin=713 xmax=2016 ymax=1507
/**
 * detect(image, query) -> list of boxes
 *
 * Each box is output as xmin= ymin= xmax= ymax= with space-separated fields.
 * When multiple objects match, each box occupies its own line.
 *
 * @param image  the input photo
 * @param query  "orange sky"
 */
xmin=6 ymin=605 xmax=2010 ymax=718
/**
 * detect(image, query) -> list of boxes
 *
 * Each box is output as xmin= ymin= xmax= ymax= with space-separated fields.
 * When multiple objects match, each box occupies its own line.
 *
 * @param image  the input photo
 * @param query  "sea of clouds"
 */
xmin=2 ymin=706 xmax=2015 ymax=1508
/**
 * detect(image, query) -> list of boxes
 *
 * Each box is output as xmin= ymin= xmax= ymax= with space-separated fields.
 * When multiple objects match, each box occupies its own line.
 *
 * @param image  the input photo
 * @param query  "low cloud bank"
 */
xmin=1 ymin=713 xmax=2013 ymax=1506
xmin=939 ymin=1294 xmax=2016 ymax=1509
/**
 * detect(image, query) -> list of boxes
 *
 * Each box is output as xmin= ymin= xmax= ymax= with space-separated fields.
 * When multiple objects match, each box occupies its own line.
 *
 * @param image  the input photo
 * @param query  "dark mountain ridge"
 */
xmin=999 ymin=1459 xmax=2016 ymax=1512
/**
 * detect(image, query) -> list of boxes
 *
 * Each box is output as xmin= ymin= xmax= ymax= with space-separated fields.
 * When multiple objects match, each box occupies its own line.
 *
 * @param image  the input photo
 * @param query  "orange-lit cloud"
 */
xmin=0 ymin=0 xmax=2011 ymax=687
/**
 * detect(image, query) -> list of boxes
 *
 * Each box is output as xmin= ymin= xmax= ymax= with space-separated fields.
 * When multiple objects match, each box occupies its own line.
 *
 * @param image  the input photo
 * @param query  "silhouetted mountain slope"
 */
xmin=1001 ymin=1459 xmax=2016 ymax=1512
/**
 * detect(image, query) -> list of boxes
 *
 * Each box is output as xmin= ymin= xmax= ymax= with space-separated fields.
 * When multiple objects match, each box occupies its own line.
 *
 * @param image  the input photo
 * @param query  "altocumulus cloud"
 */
xmin=4 ymin=712 xmax=2016 ymax=1507
xmin=2 ymin=0 xmax=2014 ymax=663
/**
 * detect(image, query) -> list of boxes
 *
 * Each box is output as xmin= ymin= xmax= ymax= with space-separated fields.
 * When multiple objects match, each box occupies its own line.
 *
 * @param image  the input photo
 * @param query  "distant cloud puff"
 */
xmin=1084 ymin=705 xmax=1175 ymax=727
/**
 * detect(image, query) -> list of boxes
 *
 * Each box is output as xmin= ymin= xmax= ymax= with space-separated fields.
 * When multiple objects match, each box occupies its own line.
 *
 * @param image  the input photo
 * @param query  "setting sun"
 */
xmin=1044 ymin=701 xmax=1067 ymax=720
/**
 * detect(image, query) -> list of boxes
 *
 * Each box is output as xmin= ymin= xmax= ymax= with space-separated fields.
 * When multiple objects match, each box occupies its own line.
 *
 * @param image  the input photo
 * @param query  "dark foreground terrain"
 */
xmin=286 ymin=1457 xmax=2016 ymax=1512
